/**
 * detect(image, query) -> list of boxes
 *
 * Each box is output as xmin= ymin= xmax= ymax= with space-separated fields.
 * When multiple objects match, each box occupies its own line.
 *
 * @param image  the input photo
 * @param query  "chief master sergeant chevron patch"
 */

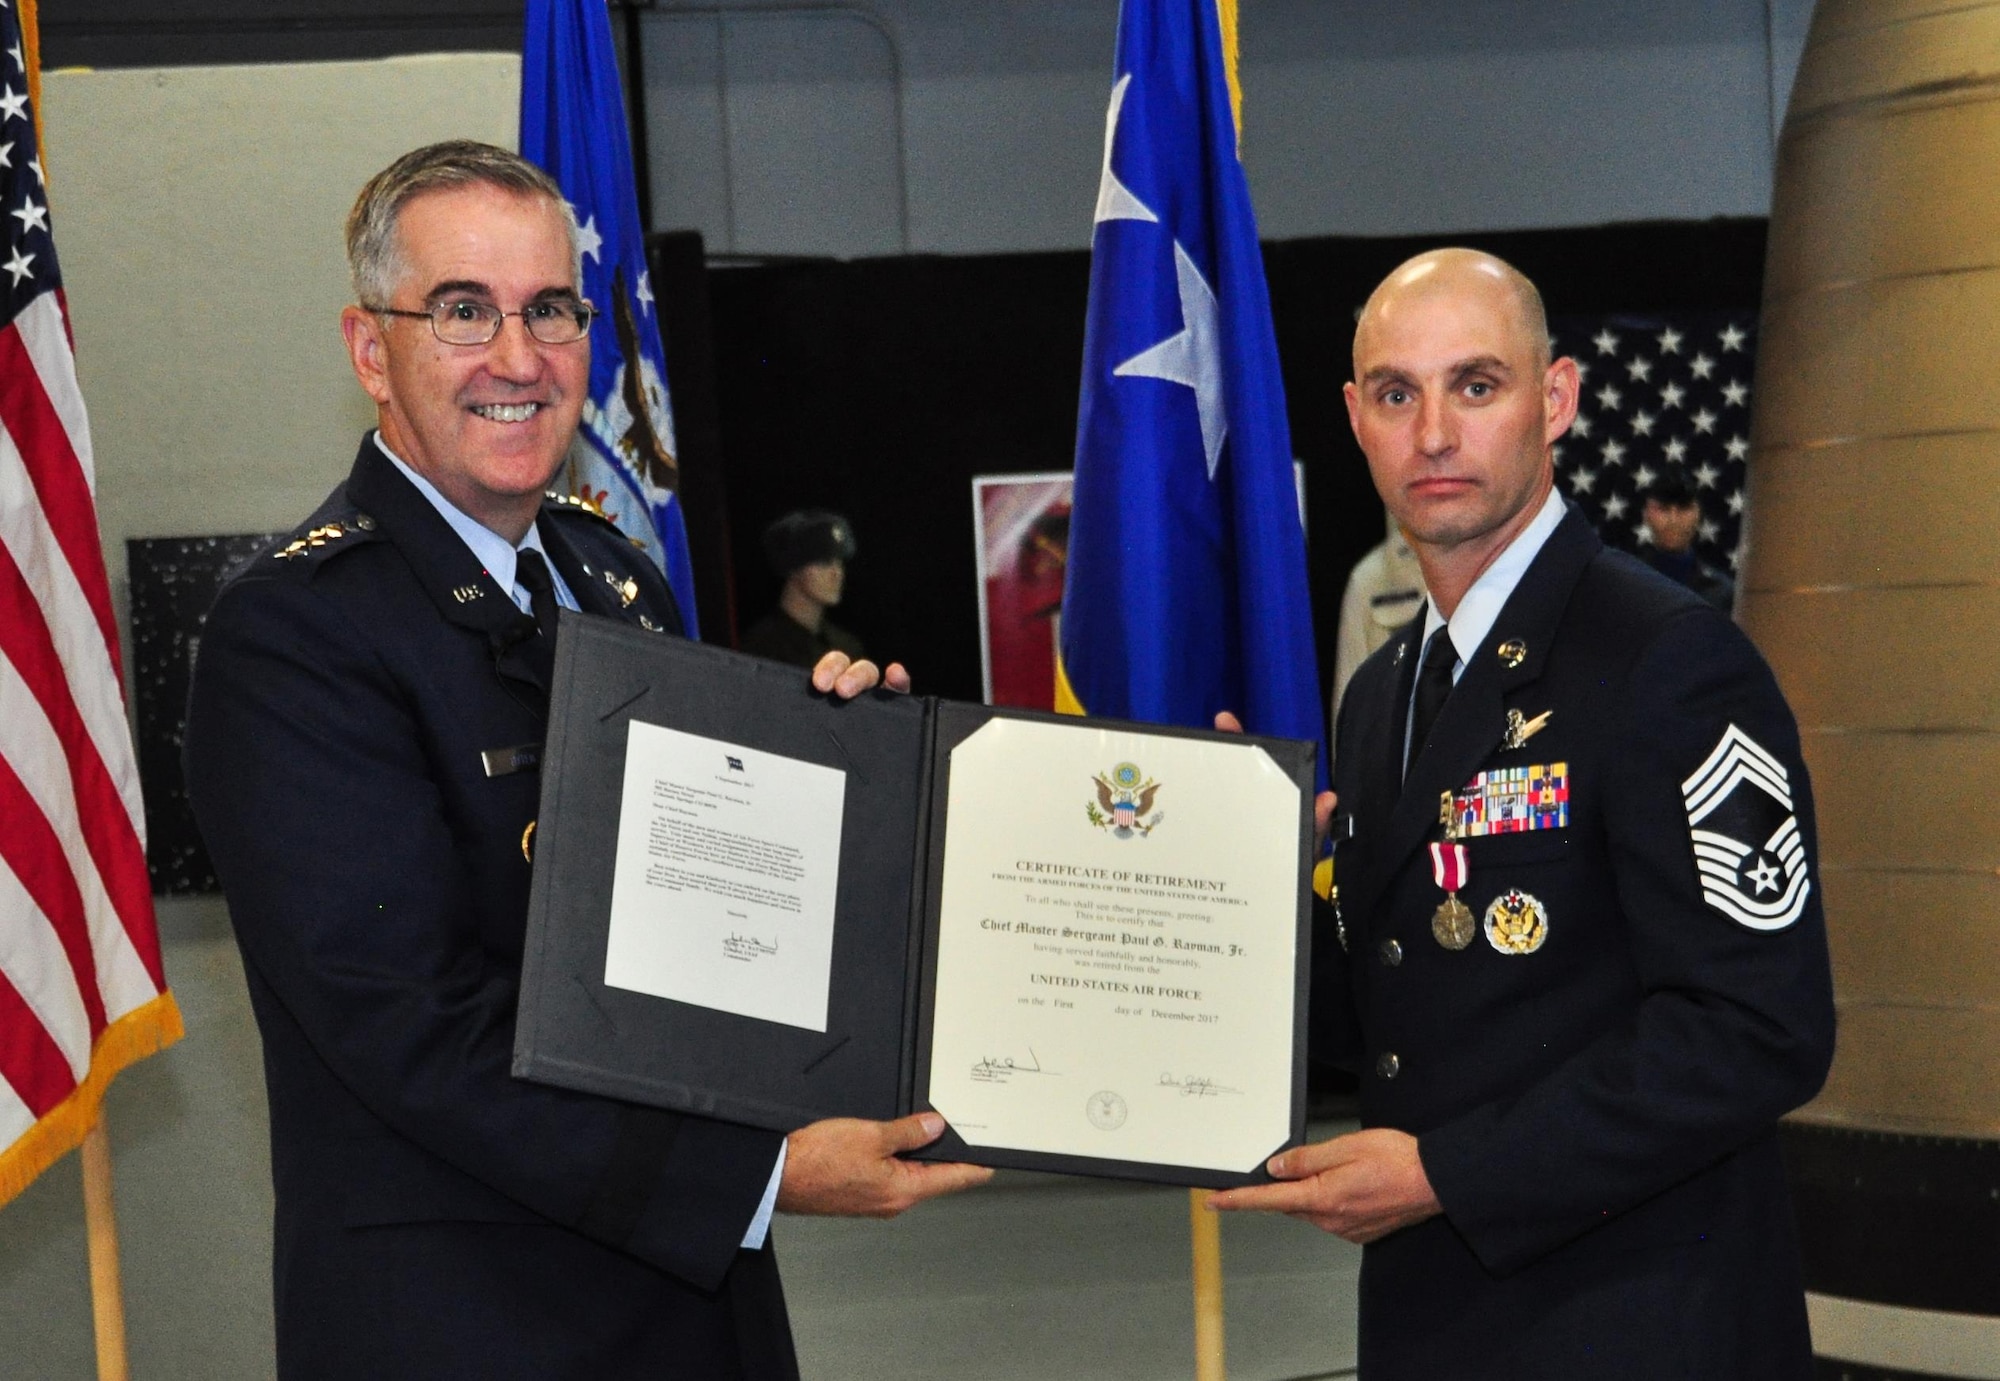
xmin=1682 ymin=723 xmax=1812 ymax=930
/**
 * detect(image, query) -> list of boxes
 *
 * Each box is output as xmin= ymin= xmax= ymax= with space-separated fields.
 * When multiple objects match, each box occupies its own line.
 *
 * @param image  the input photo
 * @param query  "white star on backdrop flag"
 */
xmin=1552 ymin=313 xmax=1757 ymax=570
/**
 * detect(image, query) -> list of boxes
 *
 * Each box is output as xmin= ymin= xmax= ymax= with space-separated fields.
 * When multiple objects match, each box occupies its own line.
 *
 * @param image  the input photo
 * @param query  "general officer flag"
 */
xmin=1059 ymin=0 xmax=1322 ymax=781
xmin=0 ymin=0 xmax=183 ymax=1206
xmin=522 ymin=0 xmax=700 ymax=636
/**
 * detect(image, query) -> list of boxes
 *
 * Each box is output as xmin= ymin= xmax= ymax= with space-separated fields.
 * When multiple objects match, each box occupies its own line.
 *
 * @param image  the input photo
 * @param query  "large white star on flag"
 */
xmin=1115 ymin=240 xmax=1226 ymax=478
xmin=575 ymin=213 xmax=603 ymax=263
xmin=1095 ymin=74 xmax=1158 ymax=226
xmin=0 ymin=85 xmax=26 ymax=123
xmin=4 ymin=245 xmax=32 ymax=285
xmin=11 ymin=197 xmax=46 ymax=234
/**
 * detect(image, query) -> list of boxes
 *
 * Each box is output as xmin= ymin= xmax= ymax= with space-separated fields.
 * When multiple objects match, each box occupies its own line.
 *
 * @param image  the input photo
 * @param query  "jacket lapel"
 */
xmin=346 ymin=437 xmax=546 ymax=695
xmin=1346 ymin=507 xmax=1601 ymax=924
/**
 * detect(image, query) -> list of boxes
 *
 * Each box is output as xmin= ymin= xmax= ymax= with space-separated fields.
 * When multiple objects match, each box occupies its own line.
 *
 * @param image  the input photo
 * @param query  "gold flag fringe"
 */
xmin=0 ymin=993 xmax=186 ymax=1208
xmin=1216 ymin=0 xmax=1243 ymax=144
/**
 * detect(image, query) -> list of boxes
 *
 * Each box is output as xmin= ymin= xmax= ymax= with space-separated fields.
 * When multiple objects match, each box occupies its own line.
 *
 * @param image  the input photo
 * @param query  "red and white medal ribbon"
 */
xmin=1430 ymin=841 xmax=1469 ymax=894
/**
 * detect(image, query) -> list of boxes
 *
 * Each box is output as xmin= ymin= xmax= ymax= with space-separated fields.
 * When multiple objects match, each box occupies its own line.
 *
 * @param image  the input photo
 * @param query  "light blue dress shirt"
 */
xmin=1405 ymin=486 xmax=1568 ymax=773
xmin=373 ymin=432 xmax=788 ymax=1247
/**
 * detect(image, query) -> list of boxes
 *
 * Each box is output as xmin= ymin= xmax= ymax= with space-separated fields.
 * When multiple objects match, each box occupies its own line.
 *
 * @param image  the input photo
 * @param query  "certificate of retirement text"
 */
xmin=928 ymin=719 xmax=1299 ymax=1172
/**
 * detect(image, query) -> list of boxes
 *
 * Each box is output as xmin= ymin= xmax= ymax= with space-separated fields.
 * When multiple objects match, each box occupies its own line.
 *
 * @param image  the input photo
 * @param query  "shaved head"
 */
xmin=1340 ymin=246 xmax=1579 ymax=613
xmin=1354 ymin=248 xmax=1549 ymax=381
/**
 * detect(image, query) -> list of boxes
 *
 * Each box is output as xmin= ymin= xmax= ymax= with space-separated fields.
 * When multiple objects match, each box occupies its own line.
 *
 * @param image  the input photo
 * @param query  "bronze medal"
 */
xmin=1432 ymin=896 xmax=1475 ymax=950
xmin=1429 ymin=841 xmax=1475 ymax=949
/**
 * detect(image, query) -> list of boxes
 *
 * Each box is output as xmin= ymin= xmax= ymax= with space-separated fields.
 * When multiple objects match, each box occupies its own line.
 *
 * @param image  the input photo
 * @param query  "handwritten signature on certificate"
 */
xmin=1157 ymin=1073 xmax=1242 ymax=1098
xmin=970 ymin=1048 xmax=1060 ymax=1084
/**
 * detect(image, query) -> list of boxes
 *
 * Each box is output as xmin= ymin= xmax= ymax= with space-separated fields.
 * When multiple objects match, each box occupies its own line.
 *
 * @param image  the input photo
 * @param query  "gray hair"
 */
xmin=345 ymin=140 xmax=583 ymax=307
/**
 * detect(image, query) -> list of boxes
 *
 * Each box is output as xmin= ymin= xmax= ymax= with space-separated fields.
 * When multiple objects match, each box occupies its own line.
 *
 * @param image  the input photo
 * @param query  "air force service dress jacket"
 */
xmin=184 ymin=439 xmax=797 ymax=1381
xmin=1321 ymin=505 xmax=1836 ymax=1380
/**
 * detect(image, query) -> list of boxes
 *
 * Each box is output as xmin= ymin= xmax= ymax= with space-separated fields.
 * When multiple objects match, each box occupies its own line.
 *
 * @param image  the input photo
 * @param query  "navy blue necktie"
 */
xmin=1408 ymin=627 xmax=1457 ymax=769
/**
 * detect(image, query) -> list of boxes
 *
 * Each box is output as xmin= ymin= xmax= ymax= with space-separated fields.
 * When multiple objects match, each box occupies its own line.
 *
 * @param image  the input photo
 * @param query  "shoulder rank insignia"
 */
xmin=274 ymin=521 xmax=360 ymax=561
xmin=1682 ymin=723 xmax=1811 ymax=931
xmin=544 ymin=488 xmax=625 ymax=530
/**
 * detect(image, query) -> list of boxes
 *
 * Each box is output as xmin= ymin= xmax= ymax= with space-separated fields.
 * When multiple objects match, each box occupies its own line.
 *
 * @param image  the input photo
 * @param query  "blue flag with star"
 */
xmin=1060 ymin=0 xmax=1324 ymax=783
xmin=522 ymin=0 xmax=699 ymax=636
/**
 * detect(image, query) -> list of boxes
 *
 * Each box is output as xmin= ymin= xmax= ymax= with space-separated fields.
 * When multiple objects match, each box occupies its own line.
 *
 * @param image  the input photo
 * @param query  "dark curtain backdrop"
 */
xmin=705 ymin=219 xmax=1768 ymax=721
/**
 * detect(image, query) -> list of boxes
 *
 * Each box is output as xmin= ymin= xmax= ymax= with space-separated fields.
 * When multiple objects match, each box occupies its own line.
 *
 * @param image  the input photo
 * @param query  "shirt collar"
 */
xmin=1421 ymin=485 xmax=1568 ymax=676
xmin=372 ymin=431 xmax=556 ymax=603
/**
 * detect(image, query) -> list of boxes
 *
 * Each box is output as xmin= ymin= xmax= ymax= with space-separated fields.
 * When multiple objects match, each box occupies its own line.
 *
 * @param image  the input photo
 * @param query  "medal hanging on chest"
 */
xmin=1430 ymin=841 xmax=1475 ymax=950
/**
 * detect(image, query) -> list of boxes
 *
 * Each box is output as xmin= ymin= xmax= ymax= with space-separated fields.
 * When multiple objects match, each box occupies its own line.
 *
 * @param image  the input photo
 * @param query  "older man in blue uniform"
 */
xmin=1213 ymin=250 xmax=1835 ymax=1378
xmin=184 ymin=142 xmax=987 ymax=1381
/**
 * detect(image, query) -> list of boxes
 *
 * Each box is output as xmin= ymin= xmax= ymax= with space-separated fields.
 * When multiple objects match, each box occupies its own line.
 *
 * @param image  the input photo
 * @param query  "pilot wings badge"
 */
xmin=1682 ymin=724 xmax=1812 ymax=930
xmin=1088 ymin=762 xmax=1163 ymax=838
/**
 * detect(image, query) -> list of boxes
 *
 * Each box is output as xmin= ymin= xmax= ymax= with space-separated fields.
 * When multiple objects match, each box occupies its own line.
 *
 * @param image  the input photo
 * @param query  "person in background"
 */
xmin=1641 ymin=465 xmax=1735 ymax=612
xmin=741 ymin=510 xmax=866 ymax=669
xmin=1331 ymin=513 xmax=1428 ymax=746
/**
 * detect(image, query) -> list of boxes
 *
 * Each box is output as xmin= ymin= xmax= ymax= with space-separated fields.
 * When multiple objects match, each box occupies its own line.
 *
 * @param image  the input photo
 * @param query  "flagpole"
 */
xmin=1188 ymin=3 xmax=1245 ymax=1372
xmin=1190 ymin=1190 xmax=1227 ymax=1380
xmin=81 ymin=1114 xmax=132 ymax=1381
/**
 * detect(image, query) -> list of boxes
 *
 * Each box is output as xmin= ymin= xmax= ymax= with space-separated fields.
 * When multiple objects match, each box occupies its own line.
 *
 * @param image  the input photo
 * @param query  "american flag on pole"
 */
xmin=0 ymin=0 xmax=181 ymax=1207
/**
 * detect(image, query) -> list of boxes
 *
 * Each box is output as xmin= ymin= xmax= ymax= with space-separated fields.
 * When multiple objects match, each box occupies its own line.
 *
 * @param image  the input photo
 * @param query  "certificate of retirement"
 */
xmin=926 ymin=718 xmax=1300 ymax=1173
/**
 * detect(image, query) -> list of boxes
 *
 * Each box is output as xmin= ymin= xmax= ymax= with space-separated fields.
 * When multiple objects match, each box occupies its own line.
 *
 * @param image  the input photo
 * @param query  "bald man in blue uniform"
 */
xmin=1212 ymin=250 xmax=1834 ymax=1379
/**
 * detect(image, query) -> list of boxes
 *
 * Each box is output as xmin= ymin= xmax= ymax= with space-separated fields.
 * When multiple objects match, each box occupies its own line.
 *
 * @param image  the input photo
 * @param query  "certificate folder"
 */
xmin=515 ymin=613 xmax=1314 ymax=1188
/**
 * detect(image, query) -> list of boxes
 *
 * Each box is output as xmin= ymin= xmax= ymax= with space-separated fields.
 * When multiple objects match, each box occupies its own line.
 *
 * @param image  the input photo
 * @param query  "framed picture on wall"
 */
xmin=971 ymin=473 xmax=1073 ymax=710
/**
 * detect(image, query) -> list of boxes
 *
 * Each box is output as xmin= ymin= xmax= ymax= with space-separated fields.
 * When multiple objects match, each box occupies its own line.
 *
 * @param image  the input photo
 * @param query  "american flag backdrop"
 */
xmin=0 ymin=0 xmax=181 ymax=1206
xmin=1549 ymin=313 xmax=1757 ymax=573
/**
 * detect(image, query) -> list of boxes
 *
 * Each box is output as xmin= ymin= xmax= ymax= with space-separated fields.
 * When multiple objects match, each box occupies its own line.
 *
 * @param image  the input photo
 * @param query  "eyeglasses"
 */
xmin=366 ymin=297 xmax=595 ymax=346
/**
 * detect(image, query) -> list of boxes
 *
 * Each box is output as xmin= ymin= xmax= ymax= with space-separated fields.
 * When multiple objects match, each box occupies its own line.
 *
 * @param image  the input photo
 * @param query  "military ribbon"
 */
xmin=1430 ymin=841 xmax=1469 ymax=893
xmin=1429 ymin=841 xmax=1476 ymax=951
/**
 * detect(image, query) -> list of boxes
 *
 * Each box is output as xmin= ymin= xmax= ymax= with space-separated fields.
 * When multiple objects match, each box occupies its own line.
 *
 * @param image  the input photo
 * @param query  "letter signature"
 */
xmin=722 ymin=933 xmax=778 ymax=962
xmin=1157 ymin=1072 xmax=1241 ymax=1098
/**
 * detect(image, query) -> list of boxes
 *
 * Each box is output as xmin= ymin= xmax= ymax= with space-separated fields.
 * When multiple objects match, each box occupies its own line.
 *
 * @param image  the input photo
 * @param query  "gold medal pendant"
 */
xmin=1432 ymin=895 xmax=1475 ymax=950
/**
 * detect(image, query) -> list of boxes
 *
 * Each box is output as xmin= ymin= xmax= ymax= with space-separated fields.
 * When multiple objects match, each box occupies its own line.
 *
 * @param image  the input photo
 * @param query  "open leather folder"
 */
xmin=515 ymin=612 xmax=1314 ymax=1188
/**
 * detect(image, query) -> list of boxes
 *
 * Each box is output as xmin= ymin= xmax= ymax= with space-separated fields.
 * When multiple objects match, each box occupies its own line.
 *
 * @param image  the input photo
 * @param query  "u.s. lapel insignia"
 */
xmin=1394 ymin=639 xmax=1409 ymax=666
xmin=1484 ymin=888 xmax=1548 ymax=954
xmin=638 ymin=614 xmax=663 ymax=633
xmin=1497 ymin=638 xmax=1528 ymax=669
xmin=451 ymin=583 xmax=484 ymax=604
xmin=1502 ymin=708 xmax=1553 ymax=751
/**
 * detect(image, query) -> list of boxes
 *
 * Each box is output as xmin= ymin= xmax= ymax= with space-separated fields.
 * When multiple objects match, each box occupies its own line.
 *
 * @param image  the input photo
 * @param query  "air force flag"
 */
xmin=523 ymin=0 xmax=700 ymax=635
xmin=1059 ymin=0 xmax=1324 ymax=785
